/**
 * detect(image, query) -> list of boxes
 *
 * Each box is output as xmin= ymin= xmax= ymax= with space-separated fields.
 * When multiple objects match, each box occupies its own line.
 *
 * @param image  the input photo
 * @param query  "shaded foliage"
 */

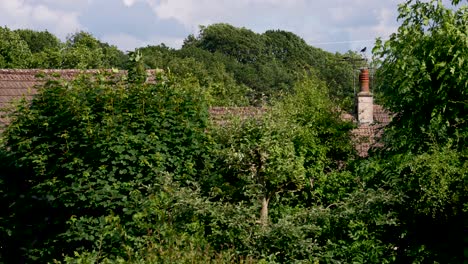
xmin=369 ymin=0 xmax=468 ymax=262
xmin=183 ymin=24 xmax=358 ymax=106
xmin=0 ymin=71 xmax=213 ymax=262
xmin=15 ymin=29 xmax=61 ymax=53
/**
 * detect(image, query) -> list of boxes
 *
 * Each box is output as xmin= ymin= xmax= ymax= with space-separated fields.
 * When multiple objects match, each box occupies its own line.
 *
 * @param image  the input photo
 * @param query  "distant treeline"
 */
xmin=0 ymin=24 xmax=366 ymax=107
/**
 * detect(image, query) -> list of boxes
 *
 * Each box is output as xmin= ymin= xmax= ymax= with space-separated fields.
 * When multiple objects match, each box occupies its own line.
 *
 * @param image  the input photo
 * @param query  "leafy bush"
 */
xmin=0 ymin=70 xmax=214 ymax=262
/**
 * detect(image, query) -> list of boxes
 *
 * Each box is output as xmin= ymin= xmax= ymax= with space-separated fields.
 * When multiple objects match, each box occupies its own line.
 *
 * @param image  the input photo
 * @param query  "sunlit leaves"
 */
xmin=0 ymin=27 xmax=32 ymax=68
xmin=374 ymin=0 xmax=468 ymax=153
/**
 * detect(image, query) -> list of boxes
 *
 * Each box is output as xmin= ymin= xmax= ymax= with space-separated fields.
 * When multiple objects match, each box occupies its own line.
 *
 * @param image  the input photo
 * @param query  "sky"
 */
xmin=0 ymin=0 xmax=407 ymax=54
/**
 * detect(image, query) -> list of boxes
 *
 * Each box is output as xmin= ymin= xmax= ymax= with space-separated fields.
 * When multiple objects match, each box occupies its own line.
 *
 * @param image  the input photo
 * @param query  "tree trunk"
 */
xmin=260 ymin=196 xmax=269 ymax=226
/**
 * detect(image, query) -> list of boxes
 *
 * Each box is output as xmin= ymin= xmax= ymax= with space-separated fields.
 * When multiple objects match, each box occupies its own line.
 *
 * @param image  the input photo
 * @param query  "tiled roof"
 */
xmin=352 ymin=104 xmax=392 ymax=157
xmin=0 ymin=69 xmax=161 ymax=104
xmin=0 ymin=69 xmax=82 ymax=103
xmin=0 ymin=70 xmax=104 ymax=125
xmin=209 ymin=107 xmax=267 ymax=125
xmin=0 ymin=69 xmax=392 ymax=156
xmin=0 ymin=69 xmax=162 ymax=126
xmin=210 ymin=105 xmax=392 ymax=157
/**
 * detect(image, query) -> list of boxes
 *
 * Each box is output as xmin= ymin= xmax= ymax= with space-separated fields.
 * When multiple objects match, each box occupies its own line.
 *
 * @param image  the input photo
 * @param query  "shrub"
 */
xmin=0 ymin=70 xmax=214 ymax=262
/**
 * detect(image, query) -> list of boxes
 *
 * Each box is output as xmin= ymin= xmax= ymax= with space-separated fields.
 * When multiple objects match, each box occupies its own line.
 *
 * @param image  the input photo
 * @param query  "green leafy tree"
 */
xmin=15 ymin=29 xmax=61 ymax=53
xmin=141 ymin=44 xmax=251 ymax=106
xmin=0 ymin=26 xmax=32 ymax=68
xmin=189 ymin=24 xmax=291 ymax=100
xmin=211 ymin=74 xmax=355 ymax=226
xmin=263 ymin=29 xmax=312 ymax=66
xmin=370 ymin=0 xmax=467 ymax=262
xmin=30 ymin=48 xmax=63 ymax=68
xmin=263 ymin=29 xmax=359 ymax=109
xmin=184 ymin=23 xmax=358 ymax=105
xmin=273 ymin=75 xmax=356 ymax=180
xmin=14 ymin=29 xmax=65 ymax=69
xmin=374 ymin=0 xmax=468 ymax=154
xmin=196 ymin=23 xmax=266 ymax=64
xmin=61 ymin=31 xmax=109 ymax=69
xmin=100 ymin=41 xmax=128 ymax=69
xmin=167 ymin=55 xmax=250 ymax=106
xmin=139 ymin=44 xmax=176 ymax=69
xmin=214 ymin=117 xmax=306 ymax=226
xmin=59 ymin=31 xmax=126 ymax=69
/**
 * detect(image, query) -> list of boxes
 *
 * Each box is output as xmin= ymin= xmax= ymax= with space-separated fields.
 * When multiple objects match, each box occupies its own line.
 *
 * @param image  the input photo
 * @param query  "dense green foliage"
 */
xmin=0 ymin=28 xmax=128 ymax=69
xmin=374 ymin=0 xmax=468 ymax=154
xmin=0 ymin=70 xmax=214 ymax=262
xmin=369 ymin=0 xmax=468 ymax=262
xmin=0 ymin=27 xmax=32 ymax=68
xmin=61 ymin=31 xmax=128 ymax=69
xmin=132 ymin=25 xmax=362 ymax=107
xmin=1 ymin=0 xmax=467 ymax=262
xmin=184 ymin=24 xmax=358 ymax=107
xmin=15 ymin=29 xmax=61 ymax=53
xmin=0 ymin=68 xmax=361 ymax=263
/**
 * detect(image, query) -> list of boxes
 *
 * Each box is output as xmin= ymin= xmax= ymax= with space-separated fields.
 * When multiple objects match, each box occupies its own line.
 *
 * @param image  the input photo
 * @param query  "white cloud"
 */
xmin=0 ymin=0 xmax=83 ymax=39
xmin=122 ymin=0 xmax=138 ymax=7
xmin=145 ymin=0 xmax=306 ymax=32
xmin=338 ymin=6 xmax=398 ymax=53
xmin=132 ymin=0 xmax=401 ymax=52
xmin=40 ymin=0 xmax=92 ymax=9
xmin=370 ymin=8 xmax=399 ymax=39
xmin=1 ymin=0 xmax=408 ymax=53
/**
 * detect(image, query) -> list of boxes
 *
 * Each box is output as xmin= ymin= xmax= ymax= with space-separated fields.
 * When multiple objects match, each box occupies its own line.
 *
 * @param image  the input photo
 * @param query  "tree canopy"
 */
xmin=374 ymin=0 xmax=468 ymax=154
xmin=0 ymin=27 xmax=32 ymax=68
xmin=370 ymin=0 xmax=467 ymax=262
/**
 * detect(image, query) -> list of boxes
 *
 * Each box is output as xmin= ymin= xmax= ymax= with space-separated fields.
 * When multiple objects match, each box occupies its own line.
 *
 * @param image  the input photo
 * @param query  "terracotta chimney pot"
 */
xmin=359 ymin=68 xmax=370 ymax=93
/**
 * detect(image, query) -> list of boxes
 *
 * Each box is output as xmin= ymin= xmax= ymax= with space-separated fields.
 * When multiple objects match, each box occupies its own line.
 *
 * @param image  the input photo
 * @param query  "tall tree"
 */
xmin=211 ymin=74 xmax=355 ymax=226
xmin=195 ymin=23 xmax=266 ymax=64
xmin=61 ymin=31 xmax=105 ymax=69
xmin=0 ymin=27 xmax=32 ymax=68
xmin=99 ymin=41 xmax=128 ymax=69
xmin=15 ymin=29 xmax=61 ymax=53
xmin=370 ymin=0 xmax=467 ymax=262
xmin=139 ymin=44 xmax=175 ymax=69
xmin=263 ymin=30 xmax=311 ymax=65
xmin=60 ymin=31 xmax=127 ymax=69
xmin=15 ymin=29 xmax=64 ymax=69
xmin=374 ymin=0 xmax=468 ymax=154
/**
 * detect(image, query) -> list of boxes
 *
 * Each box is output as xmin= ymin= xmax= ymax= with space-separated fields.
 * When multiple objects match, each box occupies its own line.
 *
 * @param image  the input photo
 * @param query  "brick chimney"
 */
xmin=357 ymin=68 xmax=373 ymax=124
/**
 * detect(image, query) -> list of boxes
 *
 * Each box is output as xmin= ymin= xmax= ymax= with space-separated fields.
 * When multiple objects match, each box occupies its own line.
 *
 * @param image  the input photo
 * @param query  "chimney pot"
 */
xmin=359 ymin=68 xmax=370 ymax=93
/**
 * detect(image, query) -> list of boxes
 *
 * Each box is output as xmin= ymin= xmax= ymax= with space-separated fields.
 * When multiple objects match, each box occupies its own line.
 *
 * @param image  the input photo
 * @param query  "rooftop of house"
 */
xmin=0 ymin=69 xmax=391 ymax=156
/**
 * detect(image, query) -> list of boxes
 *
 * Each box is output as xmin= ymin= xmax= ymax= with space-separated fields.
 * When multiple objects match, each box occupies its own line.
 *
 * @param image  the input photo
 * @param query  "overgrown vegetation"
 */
xmin=0 ymin=0 xmax=467 ymax=263
xmin=0 ymin=23 xmax=362 ymax=108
